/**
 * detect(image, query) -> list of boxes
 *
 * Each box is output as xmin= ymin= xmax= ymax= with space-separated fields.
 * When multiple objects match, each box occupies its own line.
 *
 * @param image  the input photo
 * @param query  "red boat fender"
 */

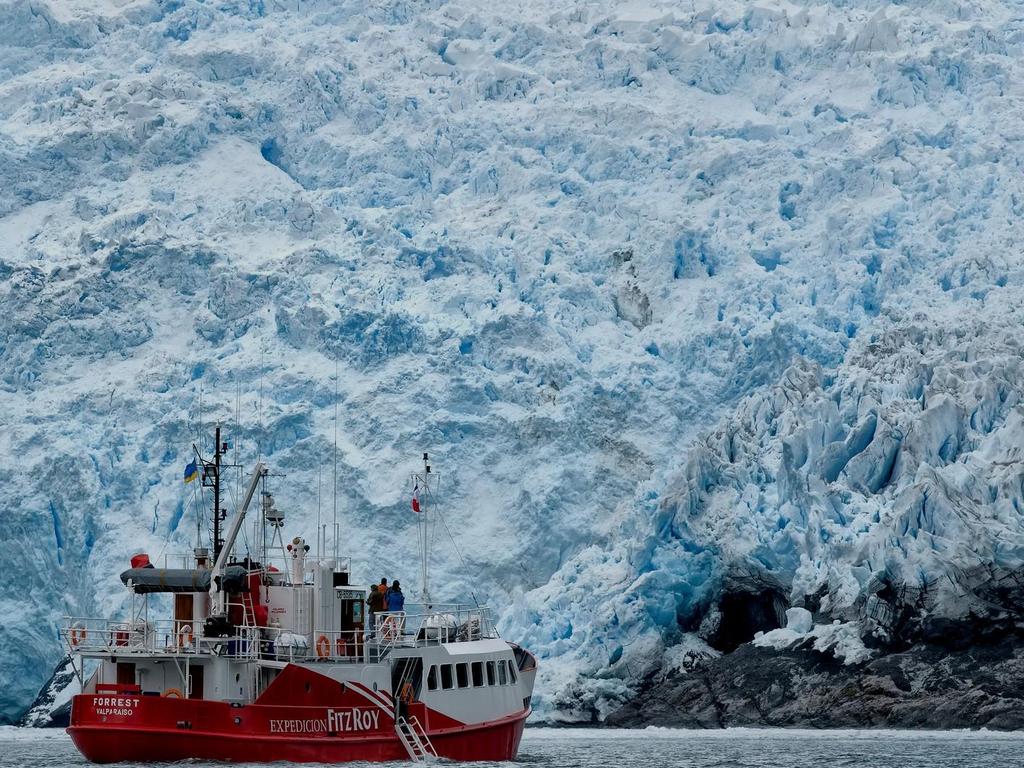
xmin=336 ymin=636 xmax=347 ymax=657
xmin=316 ymin=634 xmax=330 ymax=658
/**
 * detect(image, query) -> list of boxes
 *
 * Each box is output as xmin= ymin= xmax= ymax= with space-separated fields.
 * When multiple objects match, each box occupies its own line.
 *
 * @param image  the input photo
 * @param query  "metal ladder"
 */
xmin=395 ymin=716 xmax=437 ymax=762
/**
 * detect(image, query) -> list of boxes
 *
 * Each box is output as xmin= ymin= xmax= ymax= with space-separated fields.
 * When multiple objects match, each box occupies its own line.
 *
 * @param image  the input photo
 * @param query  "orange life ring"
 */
xmin=70 ymin=624 xmax=87 ymax=647
xmin=177 ymin=624 xmax=193 ymax=648
xmin=316 ymin=634 xmax=331 ymax=658
xmin=163 ymin=688 xmax=183 ymax=698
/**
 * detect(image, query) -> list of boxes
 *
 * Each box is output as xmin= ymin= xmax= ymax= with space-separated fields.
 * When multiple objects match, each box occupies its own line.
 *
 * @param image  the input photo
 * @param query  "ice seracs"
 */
xmin=520 ymin=306 xmax=1024 ymax=720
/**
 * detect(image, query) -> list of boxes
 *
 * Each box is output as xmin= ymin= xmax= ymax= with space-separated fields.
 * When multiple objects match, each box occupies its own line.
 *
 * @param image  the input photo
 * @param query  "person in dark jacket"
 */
xmin=387 ymin=580 xmax=405 ymax=612
xmin=367 ymin=584 xmax=386 ymax=634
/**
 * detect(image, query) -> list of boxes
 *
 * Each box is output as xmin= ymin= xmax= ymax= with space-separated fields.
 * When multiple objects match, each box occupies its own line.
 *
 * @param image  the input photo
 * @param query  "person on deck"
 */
xmin=379 ymin=577 xmax=390 ymax=601
xmin=387 ymin=580 xmax=405 ymax=612
xmin=367 ymin=584 xmax=385 ymax=635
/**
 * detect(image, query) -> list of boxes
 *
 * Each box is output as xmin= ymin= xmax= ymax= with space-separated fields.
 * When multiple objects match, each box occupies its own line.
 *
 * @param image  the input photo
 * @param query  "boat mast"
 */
xmin=211 ymin=425 xmax=225 ymax=559
xmin=195 ymin=424 xmax=228 ymax=561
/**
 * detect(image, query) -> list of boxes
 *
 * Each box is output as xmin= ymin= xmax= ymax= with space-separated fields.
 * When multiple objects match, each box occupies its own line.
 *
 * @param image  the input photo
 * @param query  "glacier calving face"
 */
xmin=675 ymin=317 xmax=1024 ymax=623
xmin=1 ymin=0 xmax=1023 ymax=722
xmin=518 ymin=307 xmax=1024 ymax=721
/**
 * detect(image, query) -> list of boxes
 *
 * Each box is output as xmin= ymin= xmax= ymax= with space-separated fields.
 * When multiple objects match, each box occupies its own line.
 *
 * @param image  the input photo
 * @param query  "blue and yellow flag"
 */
xmin=183 ymin=459 xmax=199 ymax=484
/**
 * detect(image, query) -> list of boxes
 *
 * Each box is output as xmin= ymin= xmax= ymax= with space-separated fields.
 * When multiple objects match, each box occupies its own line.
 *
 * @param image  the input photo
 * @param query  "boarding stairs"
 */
xmin=395 ymin=716 xmax=436 ymax=762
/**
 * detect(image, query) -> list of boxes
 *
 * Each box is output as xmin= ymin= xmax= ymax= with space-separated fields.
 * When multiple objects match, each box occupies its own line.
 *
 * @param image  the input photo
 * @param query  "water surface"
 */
xmin=2 ymin=726 xmax=1022 ymax=767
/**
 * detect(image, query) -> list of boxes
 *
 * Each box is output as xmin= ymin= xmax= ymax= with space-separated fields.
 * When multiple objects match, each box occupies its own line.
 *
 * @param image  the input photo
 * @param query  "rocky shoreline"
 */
xmin=607 ymin=638 xmax=1024 ymax=730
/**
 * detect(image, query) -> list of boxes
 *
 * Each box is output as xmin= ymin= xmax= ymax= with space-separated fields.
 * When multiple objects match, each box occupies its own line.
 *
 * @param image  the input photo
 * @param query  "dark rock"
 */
xmin=19 ymin=655 xmax=77 ymax=728
xmin=607 ymin=637 xmax=1024 ymax=730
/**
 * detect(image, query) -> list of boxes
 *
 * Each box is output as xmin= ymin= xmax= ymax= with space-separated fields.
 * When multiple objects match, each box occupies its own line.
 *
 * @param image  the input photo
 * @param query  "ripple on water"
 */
xmin=2 ymin=727 xmax=1024 ymax=768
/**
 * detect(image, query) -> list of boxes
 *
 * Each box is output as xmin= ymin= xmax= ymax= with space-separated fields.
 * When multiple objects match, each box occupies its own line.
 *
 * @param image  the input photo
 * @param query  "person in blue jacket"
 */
xmin=387 ymin=580 xmax=405 ymax=612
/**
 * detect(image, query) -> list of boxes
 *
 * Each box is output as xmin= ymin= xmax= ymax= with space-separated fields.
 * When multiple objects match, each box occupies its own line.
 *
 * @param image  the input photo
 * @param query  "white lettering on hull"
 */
xmin=269 ymin=709 xmax=381 ymax=734
xmin=91 ymin=697 xmax=141 ymax=717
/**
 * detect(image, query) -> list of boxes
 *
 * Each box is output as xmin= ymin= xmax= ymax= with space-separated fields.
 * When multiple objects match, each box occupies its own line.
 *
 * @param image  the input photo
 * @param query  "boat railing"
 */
xmin=62 ymin=617 xmax=202 ymax=655
xmin=375 ymin=603 xmax=499 ymax=647
xmin=63 ymin=603 xmax=497 ymax=661
xmin=305 ymin=630 xmax=371 ymax=663
xmin=62 ymin=617 xmax=263 ymax=659
xmin=158 ymin=552 xmax=200 ymax=570
xmin=196 ymin=626 xmax=265 ymax=658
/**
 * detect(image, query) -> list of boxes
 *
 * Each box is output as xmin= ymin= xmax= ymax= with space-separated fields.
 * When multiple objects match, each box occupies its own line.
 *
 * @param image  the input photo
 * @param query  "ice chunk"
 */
xmin=785 ymin=607 xmax=813 ymax=634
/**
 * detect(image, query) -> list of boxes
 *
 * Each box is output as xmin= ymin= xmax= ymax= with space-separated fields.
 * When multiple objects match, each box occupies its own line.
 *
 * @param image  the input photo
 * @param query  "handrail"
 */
xmin=396 ymin=715 xmax=437 ymax=761
xmin=62 ymin=603 xmax=500 ymax=663
xmin=377 ymin=605 xmax=499 ymax=644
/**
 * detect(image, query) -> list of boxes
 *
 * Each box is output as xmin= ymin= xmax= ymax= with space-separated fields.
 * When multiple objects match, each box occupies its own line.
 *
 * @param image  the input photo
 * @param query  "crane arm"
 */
xmin=209 ymin=461 xmax=266 ymax=608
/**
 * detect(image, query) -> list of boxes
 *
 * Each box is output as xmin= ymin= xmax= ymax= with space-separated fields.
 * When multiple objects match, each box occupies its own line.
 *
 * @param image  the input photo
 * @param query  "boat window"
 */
xmin=508 ymin=662 xmax=517 ymax=685
xmin=456 ymin=663 xmax=469 ymax=689
xmin=498 ymin=660 xmax=508 ymax=685
xmin=486 ymin=660 xmax=497 ymax=686
xmin=471 ymin=661 xmax=484 ymax=687
xmin=427 ymin=665 xmax=438 ymax=691
xmin=441 ymin=665 xmax=454 ymax=690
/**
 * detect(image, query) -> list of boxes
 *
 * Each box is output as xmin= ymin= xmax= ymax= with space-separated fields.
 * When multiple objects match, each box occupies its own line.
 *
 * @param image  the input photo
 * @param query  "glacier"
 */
xmin=2 ymin=0 xmax=1023 ymax=724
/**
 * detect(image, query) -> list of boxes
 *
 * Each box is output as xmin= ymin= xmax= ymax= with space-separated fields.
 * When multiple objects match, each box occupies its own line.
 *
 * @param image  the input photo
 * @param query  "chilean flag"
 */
xmin=411 ymin=484 xmax=421 ymax=513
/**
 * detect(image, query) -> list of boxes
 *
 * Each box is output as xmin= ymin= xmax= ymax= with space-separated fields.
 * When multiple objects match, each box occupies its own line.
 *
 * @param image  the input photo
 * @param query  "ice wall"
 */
xmin=517 ymin=304 xmax=1024 ymax=721
xmin=1 ymin=0 xmax=1023 ymax=721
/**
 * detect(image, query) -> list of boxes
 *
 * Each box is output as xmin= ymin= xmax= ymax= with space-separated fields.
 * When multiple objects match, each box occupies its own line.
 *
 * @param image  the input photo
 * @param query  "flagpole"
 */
xmin=332 ymin=362 xmax=339 ymax=563
xmin=421 ymin=452 xmax=430 ymax=604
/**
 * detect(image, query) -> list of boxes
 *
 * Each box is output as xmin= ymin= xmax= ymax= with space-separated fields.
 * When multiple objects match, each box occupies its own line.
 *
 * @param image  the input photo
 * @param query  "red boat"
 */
xmin=64 ymin=442 xmax=536 ymax=762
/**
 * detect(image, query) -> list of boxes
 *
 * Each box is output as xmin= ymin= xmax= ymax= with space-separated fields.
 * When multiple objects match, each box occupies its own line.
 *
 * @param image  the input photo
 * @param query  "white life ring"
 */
xmin=380 ymin=616 xmax=399 ymax=642
xmin=177 ymin=623 xmax=194 ymax=648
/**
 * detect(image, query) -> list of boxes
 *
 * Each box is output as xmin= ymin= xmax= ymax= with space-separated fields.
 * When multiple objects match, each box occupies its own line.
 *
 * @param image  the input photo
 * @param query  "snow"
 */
xmin=0 ymin=726 xmax=73 ymax=741
xmin=2 ymin=0 xmax=1024 ymax=725
xmin=754 ymin=619 xmax=874 ymax=665
xmin=18 ymin=656 xmax=82 ymax=728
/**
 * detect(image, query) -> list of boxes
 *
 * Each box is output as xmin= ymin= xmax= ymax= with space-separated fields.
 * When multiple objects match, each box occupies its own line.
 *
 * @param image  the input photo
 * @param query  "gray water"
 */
xmin=3 ymin=727 xmax=1024 ymax=767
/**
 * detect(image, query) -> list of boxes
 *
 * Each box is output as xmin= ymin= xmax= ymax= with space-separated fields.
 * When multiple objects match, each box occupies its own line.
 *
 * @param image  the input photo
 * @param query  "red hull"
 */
xmin=68 ymin=693 xmax=528 ymax=763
